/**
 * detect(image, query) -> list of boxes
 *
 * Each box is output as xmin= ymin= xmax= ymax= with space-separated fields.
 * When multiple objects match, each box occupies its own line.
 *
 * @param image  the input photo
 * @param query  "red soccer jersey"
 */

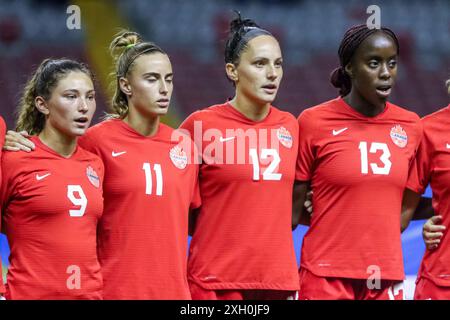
xmin=79 ymin=119 xmax=200 ymax=300
xmin=406 ymin=105 xmax=450 ymax=287
xmin=0 ymin=116 xmax=5 ymax=295
xmin=180 ymin=102 xmax=299 ymax=291
xmin=296 ymin=97 xmax=422 ymax=280
xmin=1 ymin=136 xmax=104 ymax=300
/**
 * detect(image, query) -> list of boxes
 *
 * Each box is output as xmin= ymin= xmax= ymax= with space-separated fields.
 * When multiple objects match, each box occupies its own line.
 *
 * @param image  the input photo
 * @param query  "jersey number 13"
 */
xmin=358 ymin=142 xmax=392 ymax=175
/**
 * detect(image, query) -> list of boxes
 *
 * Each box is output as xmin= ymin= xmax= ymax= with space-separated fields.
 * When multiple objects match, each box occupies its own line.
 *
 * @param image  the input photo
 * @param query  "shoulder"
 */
xmin=421 ymin=105 xmax=449 ymax=126
xmin=0 ymin=116 xmax=5 ymax=132
xmin=269 ymin=107 xmax=298 ymax=135
xmin=80 ymin=119 xmax=120 ymax=150
xmin=84 ymin=119 xmax=120 ymax=139
xmin=77 ymin=146 xmax=103 ymax=164
xmin=387 ymin=102 xmax=422 ymax=137
xmin=179 ymin=104 xmax=227 ymax=131
xmin=388 ymin=102 xmax=421 ymax=122
xmin=270 ymin=106 xmax=297 ymax=123
xmin=75 ymin=147 xmax=105 ymax=178
xmin=297 ymin=98 xmax=338 ymax=128
xmin=1 ymin=149 xmax=35 ymax=178
xmin=185 ymin=104 xmax=229 ymax=121
xmin=156 ymin=122 xmax=181 ymax=141
xmin=420 ymin=105 xmax=450 ymax=138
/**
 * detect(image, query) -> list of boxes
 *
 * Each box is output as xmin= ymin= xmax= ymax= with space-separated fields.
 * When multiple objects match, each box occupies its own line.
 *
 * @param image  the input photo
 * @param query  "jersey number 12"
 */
xmin=249 ymin=148 xmax=282 ymax=181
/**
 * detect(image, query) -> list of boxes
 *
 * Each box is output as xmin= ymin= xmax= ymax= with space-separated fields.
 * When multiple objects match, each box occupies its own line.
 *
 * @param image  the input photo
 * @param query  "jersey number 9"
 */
xmin=67 ymin=185 xmax=88 ymax=217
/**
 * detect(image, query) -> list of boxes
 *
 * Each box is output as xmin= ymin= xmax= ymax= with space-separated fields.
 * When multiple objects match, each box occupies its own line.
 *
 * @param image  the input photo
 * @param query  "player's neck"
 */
xmin=124 ymin=109 xmax=160 ymax=137
xmin=229 ymin=95 xmax=270 ymax=122
xmin=38 ymin=127 xmax=77 ymax=158
xmin=343 ymin=91 xmax=386 ymax=117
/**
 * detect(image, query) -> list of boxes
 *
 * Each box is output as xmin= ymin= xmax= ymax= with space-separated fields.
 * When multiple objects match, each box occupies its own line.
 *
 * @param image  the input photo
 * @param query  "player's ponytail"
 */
xmin=330 ymin=24 xmax=400 ymax=97
xmin=224 ymin=11 xmax=272 ymax=66
xmin=16 ymin=58 xmax=93 ymax=135
xmin=330 ymin=67 xmax=352 ymax=98
xmin=109 ymin=29 xmax=165 ymax=119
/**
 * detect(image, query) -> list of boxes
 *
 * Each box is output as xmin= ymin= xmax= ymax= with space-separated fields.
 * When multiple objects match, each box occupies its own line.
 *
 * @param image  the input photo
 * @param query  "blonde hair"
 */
xmin=16 ymin=58 xmax=93 ymax=135
xmin=108 ymin=30 xmax=165 ymax=119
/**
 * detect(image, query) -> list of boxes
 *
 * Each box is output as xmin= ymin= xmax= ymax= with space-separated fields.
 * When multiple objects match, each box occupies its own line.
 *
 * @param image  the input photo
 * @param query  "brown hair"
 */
xmin=16 ymin=58 xmax=94 ymax=135
xmin=108 ymin=30 xmax=166 ymax=119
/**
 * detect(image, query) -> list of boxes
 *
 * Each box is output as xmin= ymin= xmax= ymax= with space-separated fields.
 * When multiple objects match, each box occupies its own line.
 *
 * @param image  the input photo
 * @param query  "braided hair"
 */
xmin=330 ymin=24 xmax=400 ymax=97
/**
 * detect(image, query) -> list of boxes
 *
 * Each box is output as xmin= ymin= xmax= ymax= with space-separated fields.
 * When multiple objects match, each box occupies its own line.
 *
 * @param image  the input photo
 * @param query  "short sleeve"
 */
xmin=1 ymin=154 xmax=22 ymax=216
xmin=179 ymin=112 xmax=197 ymax=135
xmin=0 ymin=117 xmax=6 ymax=148
xmin=79 ymin=129 xmax=101 ymax=157
xmin=296 ymin=110 xmax=317 ymax=181
xmin=406 ymin=123 xmax=430 ymax=195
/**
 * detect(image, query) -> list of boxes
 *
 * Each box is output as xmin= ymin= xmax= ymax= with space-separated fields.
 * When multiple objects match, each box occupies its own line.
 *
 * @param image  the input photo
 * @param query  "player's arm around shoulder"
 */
xmin=3 ymin=130 xmax=35 ymax=152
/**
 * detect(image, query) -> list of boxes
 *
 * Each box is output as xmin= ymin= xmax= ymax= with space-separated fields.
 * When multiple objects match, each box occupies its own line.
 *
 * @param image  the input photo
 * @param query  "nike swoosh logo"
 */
xmin=332 ymin=127 xmax=348 ymax=136
xmin=447 ymin=144 xmax=450 ymax=149
xmin=219 ymin=136 xmax=236 ymax=142
xmin=36 ymin=173 xmax=51 ymax=181
xmin=112 ymin=151 xmax=127 ymax=157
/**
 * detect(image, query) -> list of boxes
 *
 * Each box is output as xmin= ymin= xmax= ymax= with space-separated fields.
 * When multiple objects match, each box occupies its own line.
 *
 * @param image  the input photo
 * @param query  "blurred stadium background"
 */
xmin=0 ymin=0 xmax=448 ymax=299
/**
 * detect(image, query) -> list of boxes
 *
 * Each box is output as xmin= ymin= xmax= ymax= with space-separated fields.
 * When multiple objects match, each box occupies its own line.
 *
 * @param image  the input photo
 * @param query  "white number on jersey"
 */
xmin=67 ymin=185 xmax=87 ymax=217
xmin=358 ymin=141 xmax=392 ymax=175
xmin=388 ymin=282 xmax=404 ymax=300
xmin=249 ymin=148 xmax=282 ymax=181
xmin=143 ymin=163 xmax=163 ymax=196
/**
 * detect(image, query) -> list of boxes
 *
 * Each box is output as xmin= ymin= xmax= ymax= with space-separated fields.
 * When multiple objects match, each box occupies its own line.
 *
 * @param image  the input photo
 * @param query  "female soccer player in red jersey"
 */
xmin=84 ymin=31 xmax=199 ymax=300
xmin=179 ymin=13 xmax=299 ymax=300
xmin=0 ymin=116 xmax=6 ymax=299
xmin=293 ymin=24 xmax=423 ymax=300
xmin=5 ymin=31 xmax=200 ymax=300
xmin=0 ymin=58 xmax=104 ymax=300
xmin=400 ymin=79 xmax=450 ymax=299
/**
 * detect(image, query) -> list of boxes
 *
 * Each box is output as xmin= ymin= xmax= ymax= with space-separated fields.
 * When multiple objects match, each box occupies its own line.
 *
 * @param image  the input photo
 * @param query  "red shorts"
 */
xmin=414 ymin=277 xmax=450 ymax=300
xmin=298 ymin=268 xmax=404 ymax=300
xmin=189 ymin=280 xmax=297 ymax=300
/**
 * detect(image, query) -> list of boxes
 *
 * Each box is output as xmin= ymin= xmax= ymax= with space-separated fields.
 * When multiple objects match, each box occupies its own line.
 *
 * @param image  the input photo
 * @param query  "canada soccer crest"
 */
xmin=277 ymin=126 xmax=293 ymax=148
xmin=86 ymin=165 xmax=100 ymax=188
xmin=390 ymin=125 xmax=408 ymax=148
xmin=170 ymin=145 xmax=188 ymax=169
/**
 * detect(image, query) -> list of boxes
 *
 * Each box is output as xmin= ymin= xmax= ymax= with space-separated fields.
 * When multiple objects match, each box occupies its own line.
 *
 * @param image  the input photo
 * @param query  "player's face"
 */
xmin=44 ymin=71 xmax=96 ymax=137
xmin=235 ymin=35 xmax=283 ymax=106
xmin=347 ymin=32 xmax=398 ymax=106
xmin=127 ymin=52 xmax=173 ymax=117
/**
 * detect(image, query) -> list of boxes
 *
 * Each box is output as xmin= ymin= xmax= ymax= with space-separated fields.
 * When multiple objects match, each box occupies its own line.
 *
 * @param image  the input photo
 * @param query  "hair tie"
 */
xmin=126 ymin=43 xmax=136 ymax=50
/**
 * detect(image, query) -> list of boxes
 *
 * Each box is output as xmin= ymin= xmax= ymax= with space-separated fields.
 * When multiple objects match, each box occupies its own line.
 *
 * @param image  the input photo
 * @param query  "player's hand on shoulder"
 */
xmin=3 ymin=130 xmax=35 ymax=152
xmin=423 ymin=215 xmax=446 ymax=250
